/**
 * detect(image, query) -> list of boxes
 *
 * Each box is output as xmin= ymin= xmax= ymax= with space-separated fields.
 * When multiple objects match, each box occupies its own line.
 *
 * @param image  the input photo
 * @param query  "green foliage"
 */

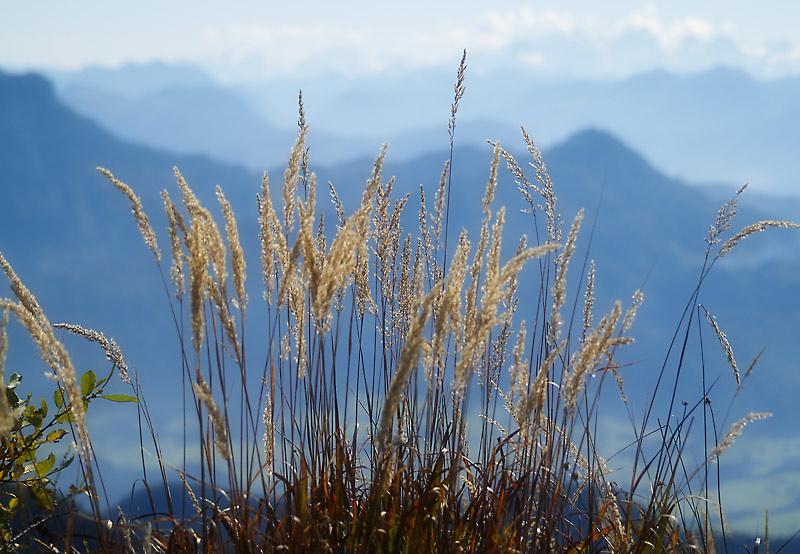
xmin=0 ymin=363 xmax=136 ymax=549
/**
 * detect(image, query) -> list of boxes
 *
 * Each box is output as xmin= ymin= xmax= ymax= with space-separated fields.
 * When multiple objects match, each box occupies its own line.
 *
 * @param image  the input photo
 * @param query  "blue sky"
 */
xmin=3 ymin=1 xmax=800 ymax=81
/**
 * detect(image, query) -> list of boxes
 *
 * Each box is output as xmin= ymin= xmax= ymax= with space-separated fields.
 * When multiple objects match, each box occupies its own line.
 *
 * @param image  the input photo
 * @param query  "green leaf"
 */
xmin=45 ymin=429 xmax=67 ymax=443
xmin=99 ymin=394 xmax=139 ymax=404
xmin=35 ymin=453 xmax=56 ymax=476
xmin=54 ymin=389 xmax=63 ymax=409
xmin=25 ymin=411 xmax=43 ymax=430
xmin=80 ymin=370 xmax=97 ymax=396
xmin=6 ymin=373 xmax=21 ymax=390
xmin=5 ymin=388 xmax=20 ymax=409
xmin=26 ymin=485 xmax=54 ymax=512
xmin=5 ymin=374 xmax=22 ymax=408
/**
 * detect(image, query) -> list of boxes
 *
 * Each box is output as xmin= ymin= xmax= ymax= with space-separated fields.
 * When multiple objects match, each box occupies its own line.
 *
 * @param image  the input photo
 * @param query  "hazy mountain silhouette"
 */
xmin=47 ymin=61 xmax=218 ymax=98
xmin=0 ymin=70 xmax=260 ymax=490
xmin=241 ymin=64 xmax=800 ymax=195
xmin=57 ymin=83 xmax=298 ymax=169
xmin=52 ymin=63 xmax=800 ymax=195
xmin=0 ymin=69 xmax=256 ymax=294
xmin=49 ymin=63 xmax=377 ymax=170
xmin=2 ymin=69 xmax=800 ymax=535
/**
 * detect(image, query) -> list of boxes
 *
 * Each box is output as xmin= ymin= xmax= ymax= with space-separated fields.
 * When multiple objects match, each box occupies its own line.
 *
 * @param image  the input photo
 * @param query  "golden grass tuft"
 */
xmin=53 ymin=323 xmax=131 ymax=384
xmin=192 ymin=371 xmax=231 ymax=462
xmin=162 ymin=190 xmax=187 ymax=299
xmin=703 ymin=307 xmax=740 ymax=384
xmin=0 ymin=251 xmax=43 ymax=320
xmin=187 ymin=216 xmax=208 ymax=354
xmin=717 ymin=220 xmax=800 ymax=259
xmin=709 ymin=412 xmax=771 ymax=460
xmin=97 ymin=167 xmax=161 ymax=263
xmin=217 ymin=186 xmax=247 ymax=313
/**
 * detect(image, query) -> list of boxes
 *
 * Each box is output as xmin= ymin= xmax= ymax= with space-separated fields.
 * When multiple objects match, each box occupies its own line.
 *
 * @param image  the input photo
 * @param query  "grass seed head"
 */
xmin=99 ymin=167 xmax=161 ymax=262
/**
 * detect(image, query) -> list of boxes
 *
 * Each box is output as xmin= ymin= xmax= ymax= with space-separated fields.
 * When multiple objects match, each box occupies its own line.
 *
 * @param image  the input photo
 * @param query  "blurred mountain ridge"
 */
xmin=44 ymin=60 xmax=800 ymax=195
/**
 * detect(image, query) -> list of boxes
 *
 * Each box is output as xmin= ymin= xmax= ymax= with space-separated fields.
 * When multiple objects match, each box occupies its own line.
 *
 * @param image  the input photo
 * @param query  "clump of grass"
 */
xmin=1 ymin=52 xmax=797 ymax=553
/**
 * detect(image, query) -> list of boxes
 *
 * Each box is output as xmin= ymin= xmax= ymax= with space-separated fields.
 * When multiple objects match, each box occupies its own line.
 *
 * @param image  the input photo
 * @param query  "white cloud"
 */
xmin=196 ymin=7 xmax=588 ymax=78
xmin=619 ymin=5 xmax=718 ymax=50
xmin=192 ymin=8 xmax=584 ymax=79
xmin=711 ymin=470 xmax=800 ymax=534
xmin=518 ymin=51 xmax=547 ymax=67
xmin=200 ymin=22 xmax=376 ymax=75
xmin=766 ymin=44 xmax=800 ymax=68
xmin=721 ymin=434 xmax=800 ymax=477
xmin=58 ymin=3 xmax=794 ymax=82
xmin=3 ymin=1 xmax=800 ymax=81
xmin=484 ymin=7 xmax=578 ymax=39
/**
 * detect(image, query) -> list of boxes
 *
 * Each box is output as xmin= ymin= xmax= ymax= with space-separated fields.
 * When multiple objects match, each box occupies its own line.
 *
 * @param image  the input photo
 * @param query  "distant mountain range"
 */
xmin=295 ymin=65 xmax=800 ymax=195
xmin=2 ymin=68 xmax=800 ymax=535
xmin=44 ymin=62 xmax=800 ymax=196
xmin=47 ymin=62 xmax=376 ymax=170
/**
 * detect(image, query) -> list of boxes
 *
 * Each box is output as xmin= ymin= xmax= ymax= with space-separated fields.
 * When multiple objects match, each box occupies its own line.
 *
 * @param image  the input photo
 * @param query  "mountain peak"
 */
xmin=550 ymin=128 xmax=653 ymax=174
xmin=543 ymin=127 xmax=689 ymax=211
xmin=0 ymin=70 xmax=55 ymax=103
xmin=560 ymin=127 xmax=630 ymax=151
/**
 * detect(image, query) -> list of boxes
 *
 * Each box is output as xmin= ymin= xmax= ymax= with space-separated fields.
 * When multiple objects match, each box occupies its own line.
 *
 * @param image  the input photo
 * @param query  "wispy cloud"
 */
xmin=617 ymin=5 xmax=720 ymax=50
xmin=195 ymin=5 xmax=799 ymax=80
xmin=2 ymin=2 xmax=800 ymax=80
